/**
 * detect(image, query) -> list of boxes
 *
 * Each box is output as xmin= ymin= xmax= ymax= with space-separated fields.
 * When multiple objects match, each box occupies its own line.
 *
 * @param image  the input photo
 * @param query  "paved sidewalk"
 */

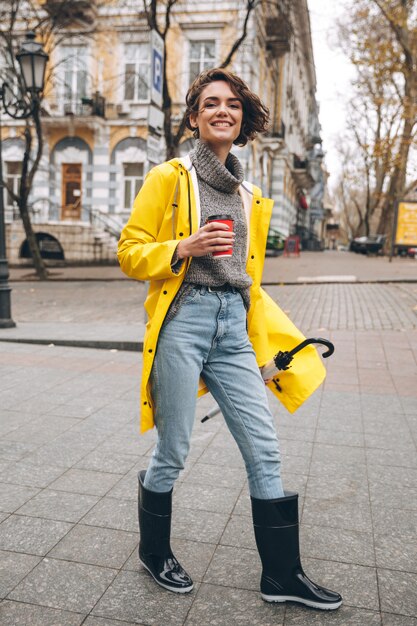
xmin=0 ymin=251 xmax=416 ymax=625
xmin=8 ymin=250 xmax=417 ymax=284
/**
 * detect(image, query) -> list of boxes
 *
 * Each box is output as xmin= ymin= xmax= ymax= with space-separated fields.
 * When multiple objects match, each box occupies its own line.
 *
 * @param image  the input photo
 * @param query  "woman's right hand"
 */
xmin=176 ymin=221 xmax=235 ymax=259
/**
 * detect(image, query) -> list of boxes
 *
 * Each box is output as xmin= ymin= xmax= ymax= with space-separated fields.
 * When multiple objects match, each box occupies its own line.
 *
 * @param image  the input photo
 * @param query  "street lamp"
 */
xmin=0 ymin=31 xmax=49 ymax=328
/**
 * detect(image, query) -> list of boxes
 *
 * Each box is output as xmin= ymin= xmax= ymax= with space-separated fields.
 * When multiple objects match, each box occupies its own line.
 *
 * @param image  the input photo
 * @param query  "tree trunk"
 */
xmin=19 ymin=122 xmax=49 ymax=280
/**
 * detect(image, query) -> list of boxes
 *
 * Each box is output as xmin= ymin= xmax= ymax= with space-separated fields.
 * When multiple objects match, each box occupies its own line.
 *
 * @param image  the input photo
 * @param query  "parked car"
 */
xmin=266 ymin=228 xmax=286 ymax=256
xmin=349 ymin=234 xmax=386 ymax=255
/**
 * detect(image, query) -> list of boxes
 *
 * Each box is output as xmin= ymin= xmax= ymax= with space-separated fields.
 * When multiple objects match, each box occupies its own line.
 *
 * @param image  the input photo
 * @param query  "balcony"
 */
xmin=265 ymin=14 xmax=291 ymax=57
xmin=42 ymin=0 xmax=97 ymax=26
xmin=292 ymin=155 xmax=314 ymax=189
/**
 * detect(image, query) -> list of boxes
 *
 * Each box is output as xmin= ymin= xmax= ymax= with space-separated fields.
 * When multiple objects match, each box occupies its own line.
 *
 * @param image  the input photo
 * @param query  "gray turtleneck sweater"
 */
xmin=165 ymin=140 xmax=252 ymax=323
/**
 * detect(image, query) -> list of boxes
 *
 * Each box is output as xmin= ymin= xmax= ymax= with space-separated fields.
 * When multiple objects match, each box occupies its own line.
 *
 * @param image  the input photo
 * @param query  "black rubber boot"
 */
xmin=138 ymin=470 xmax=193 ymax=593
xmin=251 ymin=492 xmax=342 ymax=610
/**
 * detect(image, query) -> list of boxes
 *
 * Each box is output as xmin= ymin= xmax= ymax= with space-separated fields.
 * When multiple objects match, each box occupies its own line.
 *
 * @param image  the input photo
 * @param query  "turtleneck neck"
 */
xmin=189 ymin=139 xmax=244 ymax=194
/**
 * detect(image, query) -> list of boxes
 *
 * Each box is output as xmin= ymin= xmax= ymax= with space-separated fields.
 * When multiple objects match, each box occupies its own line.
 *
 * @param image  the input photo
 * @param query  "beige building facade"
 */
xmin=2 ymin=0 xmax=325 ymax=264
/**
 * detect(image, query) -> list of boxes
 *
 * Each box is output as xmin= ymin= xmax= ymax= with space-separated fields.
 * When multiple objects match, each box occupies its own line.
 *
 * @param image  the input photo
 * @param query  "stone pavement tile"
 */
xmin=369 ymin=480 xmax=417 ymax=510
xmin=1 ymin=460 xmax=66 ymax=488
xmin=198 ymin=443 xmax=245 ymax=469
xmin=365 ymin=431 xmax=415 ymax=449
xmin=233 ymin=489 xmax=251 ymax=516
xmin=173 ymin=482 xmax=241 ymax=515
xmin=283 ymin=606 xmax=382 ymax=625
xmin=182 ymin=462 xmax=246 ymax=489
xmin=0 ymin=551 xmax=40 ymax=598
xmin=92 ymin=570 xmax=195 ymax=625
xmin=314 ymin=429 xmax=364 ymax=447
xmin=392 ymin=374 xmax=417 ymax=396
xmin=300 ymin=524 xmax=375 ymax=567
xmin=280 ymin=472 xmax=308 ymax=496
xmin=275 ymin=425 xmax=316 ymax=443
xmin=8 ymin=558 xmax=116 ymax=613
xmin=96 ymin=433 xmax=155 ymax=457
xmin=82 ymin=496 xmax=137 ymax=532
xmin=0 ymin=440 xmax=37 ymax=462
xmin=0 ymin=515 xmax=73 ymax=555
xmin=366 ymin=447 xmax=417 ymax=469
xmin=377 ymin=569 xmax=417 ymax=618
xmin=16 ymin=489 xmax=99 ymax=523
xmin=374 ymin=531 xmax=417 ymax=573
xmin=106 ymin=469 xmax=141 ymax=500
xmin=279 ymin=439 xmax=313 ymax=459
xmin=316 ymin=414 xmax=363 ymax=433
xmin=124 ymin=537 xmax=216 ymax=583
xmin=367 ymin=465 xmax=417 ymax=488
xmin=83 ymin=617 xmax=145 ymax=626
xmin=320 ymin=391 xmax=361 ymax=413
xmin=49 ymin=524 xmax=138 ymax=569
xmin=309 ymin=457 xmax=368 ymax=480
xmin=3 ymin=415 xmax=81 ymax=445
xmin=0 ymin=512 xmax=8 ymax=524
xmin=360 ymin=393 xmax=404 ymax=415
xmin=0 ymin=483 xmax=39 ymax=513
xmin=302 ymin=498 xmax=373 ymax=533
xmin=382 ymin=613 xmax=417 ymax=626
xmin=220 ymin=514 xmax=256 ymax=550
xmin=184 ymin=582 xmax=285 ymax=626
xmin=303 ymin=558 xmax=379 ymax=611
xmin=362 ymin=415 xmax=411 ymax=435
xmin=372 ymin=506 xmax=417 ymax=536
xmin=401 ymin=396 xmax=417 ymax=415
xmin=325 ymin=367 xmax=359 ymax=386
xmin=0 ymin=600 xmax=85 ymax=626
xmin=203 ymin=544 xmax=260 ymax=591
xmin=49 ymin=469 xmax=123 ymax=496
xmin=74 ymin=450 xmax=138 ymax=475
xmin=311 ymin=443 xmax=366 ymax=466
xmin=281 ymin=453 xmax=311 ymax=475
xmin=24 ymin=441 xmax=97 ymax=468
xmin=171 ymin=506 xmax=229 ymax=544
xmin=306 ymin=475 xmax=369 ymax=503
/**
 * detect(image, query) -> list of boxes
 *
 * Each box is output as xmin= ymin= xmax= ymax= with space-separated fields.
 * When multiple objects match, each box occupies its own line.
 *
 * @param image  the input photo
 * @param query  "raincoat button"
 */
xmin=256 ymin=200 xmax=260 ymax=204
xmin=180 ymin=171 xmax=184 ymax=176
xmin=163 ymin=290 xmax=167 ymax=295
xmin=148 ymin=349 xmax=153 ymax=353
xmin=251 ymin=255 xmax=255 ymax=259
xmin=179 ymin=232 xmax=184 ymax=237
xmin=143 ymin=401 xmax=147 ymax=405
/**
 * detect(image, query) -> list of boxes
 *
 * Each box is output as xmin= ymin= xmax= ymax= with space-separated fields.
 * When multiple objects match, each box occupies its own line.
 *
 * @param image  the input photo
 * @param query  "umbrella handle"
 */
xmin=287 ymin=337 xmax=335 ymax=359
xmin=273 ymin=337 xmax=335 ymax=371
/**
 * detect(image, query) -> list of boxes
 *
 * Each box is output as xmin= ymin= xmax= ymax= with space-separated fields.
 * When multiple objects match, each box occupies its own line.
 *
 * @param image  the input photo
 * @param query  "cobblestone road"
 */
xmin=10 ymin=281 xmax=417 ymax=332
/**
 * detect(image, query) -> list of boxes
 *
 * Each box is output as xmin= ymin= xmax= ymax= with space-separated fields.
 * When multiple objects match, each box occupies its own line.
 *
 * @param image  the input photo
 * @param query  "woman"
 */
xmin=118 ymin=68 xmax=342 ymax=611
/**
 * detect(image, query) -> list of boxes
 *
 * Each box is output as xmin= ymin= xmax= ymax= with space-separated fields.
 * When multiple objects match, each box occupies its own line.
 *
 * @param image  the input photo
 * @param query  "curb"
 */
xmin=0 ymin=338 xmax=143 ymax=352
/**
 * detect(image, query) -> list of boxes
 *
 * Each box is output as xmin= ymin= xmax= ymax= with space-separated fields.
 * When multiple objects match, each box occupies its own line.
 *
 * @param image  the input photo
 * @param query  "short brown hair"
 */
xmin=185 ymin=68 xmax=269 ymax=146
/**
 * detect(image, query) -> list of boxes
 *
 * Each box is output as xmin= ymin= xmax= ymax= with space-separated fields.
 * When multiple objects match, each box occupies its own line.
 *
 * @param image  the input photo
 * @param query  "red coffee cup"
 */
xmin=206 ymin=214 xmax=234 ymax=257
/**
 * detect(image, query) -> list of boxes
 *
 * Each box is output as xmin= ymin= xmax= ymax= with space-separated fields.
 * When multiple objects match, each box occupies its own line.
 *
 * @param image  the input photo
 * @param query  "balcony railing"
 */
xmin=43 ymin=0 xmax=97 ymax=26
xmin=265 ymin=14 xmax=291 ymax=56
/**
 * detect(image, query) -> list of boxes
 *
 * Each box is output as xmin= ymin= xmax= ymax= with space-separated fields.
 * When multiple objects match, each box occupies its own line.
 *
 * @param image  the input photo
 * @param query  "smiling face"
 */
xmin=189 ymin=80 xmax=243 ymax=151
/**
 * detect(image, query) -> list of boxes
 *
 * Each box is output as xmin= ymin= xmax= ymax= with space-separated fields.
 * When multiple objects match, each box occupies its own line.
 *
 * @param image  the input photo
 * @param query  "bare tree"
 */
xmin=0 ymin=0 xmax=98 ymax=279
xmin=142 ymin=0 xmax=258 ymax=159
xmin=337 ymin=0 xmax=417 ymax=240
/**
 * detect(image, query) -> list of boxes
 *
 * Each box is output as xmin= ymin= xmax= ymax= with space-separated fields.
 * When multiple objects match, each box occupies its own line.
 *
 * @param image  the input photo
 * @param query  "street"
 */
xmin=0 ymin=251 xmax=416 ymax=625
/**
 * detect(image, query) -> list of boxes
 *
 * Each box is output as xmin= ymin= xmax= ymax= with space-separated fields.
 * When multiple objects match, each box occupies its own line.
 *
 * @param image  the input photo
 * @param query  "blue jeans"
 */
xmin=144 ymin=286 xmax=284 ymax=499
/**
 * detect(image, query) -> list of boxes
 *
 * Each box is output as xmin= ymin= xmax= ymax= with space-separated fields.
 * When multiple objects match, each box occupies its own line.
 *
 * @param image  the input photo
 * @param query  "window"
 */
xmin=60 ymin=45 xmax=88 ymax=114
xmin=189 ymin=40 xmax=215 ymax=84
xmin=124 ymin=44 xmax=150 ymax=102
xmin=5 ymin=161 xmax=21 ymax=209
xmin=123 ymin=163 xmax=144 ymax=209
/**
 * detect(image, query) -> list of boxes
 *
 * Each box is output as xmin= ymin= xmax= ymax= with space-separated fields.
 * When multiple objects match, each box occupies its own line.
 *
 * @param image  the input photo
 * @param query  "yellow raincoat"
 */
xmin=118 ymin=156 xmax=326 ymax=433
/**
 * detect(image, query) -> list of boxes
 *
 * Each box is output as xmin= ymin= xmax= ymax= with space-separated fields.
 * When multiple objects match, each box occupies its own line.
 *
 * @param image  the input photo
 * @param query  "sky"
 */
xmin=307 ymin=0 xmax=355 ymax=186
